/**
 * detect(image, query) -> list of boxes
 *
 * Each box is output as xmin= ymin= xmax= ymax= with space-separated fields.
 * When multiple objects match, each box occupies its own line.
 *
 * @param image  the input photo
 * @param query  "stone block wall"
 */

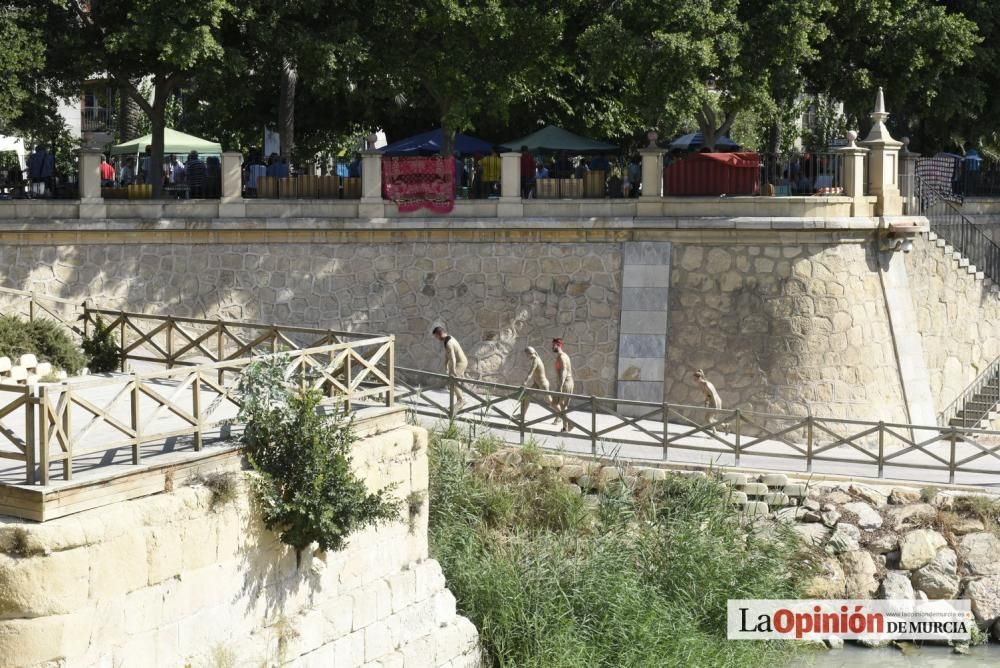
xmin=905 ymin=234 xmax=1000 ymax=415
xmin=0 ymin=424 xmax=480 ymax=668
xmin=663 ymin=241 xmax=908 ymax=423
xmin=0 ymin=241 xmax=622 ymax=397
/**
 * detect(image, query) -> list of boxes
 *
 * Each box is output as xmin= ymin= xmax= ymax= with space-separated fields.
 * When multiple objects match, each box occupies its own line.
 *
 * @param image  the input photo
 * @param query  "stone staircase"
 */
xmin=946 ymin=368 xmax=1000 ymax=429
xmin=921 ymin=231 xmax=1000 ymax=429
xmin=926 ymin=231 xmax=996 ymax=289
xmin=720 ymin=472 xmax=808 ymax=517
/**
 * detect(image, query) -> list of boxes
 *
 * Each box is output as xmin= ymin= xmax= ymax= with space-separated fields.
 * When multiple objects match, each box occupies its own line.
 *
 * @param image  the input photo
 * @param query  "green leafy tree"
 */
xmin=365 ymin=0 xmax=564 ymax=154
xmin=806 ymin=0 xmax=979 ymax=147
xmin=63 ymin=0 xmax=235 ymax=196
xmin=0 ymin=4 xmax=45 ymax=132
xmin=575 ymin=0 xmax=833 ymax=150
xmin=236 ymin=357 xmax=399 ymax=563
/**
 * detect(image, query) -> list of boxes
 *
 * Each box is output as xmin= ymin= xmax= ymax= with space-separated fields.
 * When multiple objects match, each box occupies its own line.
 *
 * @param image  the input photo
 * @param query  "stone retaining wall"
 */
xmin=3 ymin=218 xmax=993 ymax=425
xmin=664 ymin=240 xmax=908 ymax=422
xmin=0 ymin=424 xmax=480 ymax=668
xmin=905 ymin=234 xmax=1000 ymax=416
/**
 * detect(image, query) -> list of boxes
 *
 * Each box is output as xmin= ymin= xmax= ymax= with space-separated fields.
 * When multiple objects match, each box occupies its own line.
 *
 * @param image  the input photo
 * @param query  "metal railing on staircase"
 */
xmin=938 ymin=356 xmax=1000 ymax=428
xmin=914 ymin=173 xmax=1000 ymax=282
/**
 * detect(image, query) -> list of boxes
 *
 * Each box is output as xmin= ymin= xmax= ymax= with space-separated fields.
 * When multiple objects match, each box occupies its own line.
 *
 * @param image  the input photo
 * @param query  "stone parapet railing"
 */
xmin=0 ymin=193 xmax=875 ymax=222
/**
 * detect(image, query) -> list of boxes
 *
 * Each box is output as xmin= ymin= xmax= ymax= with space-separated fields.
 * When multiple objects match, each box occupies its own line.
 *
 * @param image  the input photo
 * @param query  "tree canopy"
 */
xmin=3 ymin=0 xmax=997 ymax=163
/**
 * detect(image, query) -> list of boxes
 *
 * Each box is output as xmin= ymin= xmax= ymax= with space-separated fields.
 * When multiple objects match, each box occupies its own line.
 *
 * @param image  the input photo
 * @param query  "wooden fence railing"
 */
xmin=0 ymin=286 xmax=85 ymax=335
xmin=0 ymin=336 xmax=394 ymax=485
xmin=80 ymin=308 xmax=379 ymax=373
xmin=396 ymin=368 xmax=1000 ymax=484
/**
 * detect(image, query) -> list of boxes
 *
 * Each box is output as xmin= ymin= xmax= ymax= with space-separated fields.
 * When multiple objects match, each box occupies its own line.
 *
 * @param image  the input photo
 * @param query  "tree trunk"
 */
xmin=150 ymin=94 xmax=167 ymax=199
xmin=279 ymin=57 xmax=298 ymax=166
xmin=767 ymin=122 xmax=780 ymax=155
xmin=441 ymin=123 xmax=456 ymax=158
xmin=696 ymin=104 xmax=737 ymax=151
xmin=116 ymin=80 xmax=141 ymax=143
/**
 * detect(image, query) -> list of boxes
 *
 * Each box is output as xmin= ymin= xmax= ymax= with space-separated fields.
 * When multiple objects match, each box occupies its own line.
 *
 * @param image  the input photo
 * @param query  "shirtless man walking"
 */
xmin=516 ymin=346 xmax=550 ymax=419
xmin=551 ymin=338 xmax=574 ymax=432
xmin=433 ymin=326 xmax=468 ymax=415
xmin=693 ymin=369 xmax=722 ymax=433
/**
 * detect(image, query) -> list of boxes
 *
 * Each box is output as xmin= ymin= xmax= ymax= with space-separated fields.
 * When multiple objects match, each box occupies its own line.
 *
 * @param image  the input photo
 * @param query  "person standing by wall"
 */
xmin=433 ymin=326 xmax=468 ymax=416
xmin=551 ymin=338 xmax=574 ymax=432
xmin=185 ymin=151 xmax=207 ymax=198
xmin=519 ymin=145 xmax=535 ymax=198
xmin=693 ymin=369 xmax=722 ymax=433
xmin=99 ymin=154 xmax=116 ymax=186
xmin=516 ymin=346 xmax=550 ymax=419
xmin=27 ymin=145 xmax=54 ymax=198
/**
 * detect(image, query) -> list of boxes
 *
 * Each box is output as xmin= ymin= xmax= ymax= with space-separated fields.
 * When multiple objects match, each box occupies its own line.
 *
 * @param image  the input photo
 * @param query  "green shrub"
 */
xmin=237 ymin=356 xmax=400 ymax=563
xmin=0 ymin=315 xmax=86 ymax=375
xmin=428 ymin=433 xmax=808 ymax=668
xmin=0 ymin=316 xmax=33 ymax=361
xmin=81 ymin=315 xmax=120 ymax=373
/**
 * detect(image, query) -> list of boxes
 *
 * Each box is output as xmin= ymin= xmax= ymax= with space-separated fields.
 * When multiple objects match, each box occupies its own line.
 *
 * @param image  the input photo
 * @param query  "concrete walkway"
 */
xmin=398 ymin=387 xmax=1000 ymax=488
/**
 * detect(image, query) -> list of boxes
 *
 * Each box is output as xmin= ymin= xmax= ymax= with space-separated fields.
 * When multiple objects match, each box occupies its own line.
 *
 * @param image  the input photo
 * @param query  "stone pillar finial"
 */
xmin=859 ymin=87 xmax=903 ymax=215
xmin=873 ymin=87 xmax=887 ymax=121
xmin=846 ymin=130 xmax=859 ymax=148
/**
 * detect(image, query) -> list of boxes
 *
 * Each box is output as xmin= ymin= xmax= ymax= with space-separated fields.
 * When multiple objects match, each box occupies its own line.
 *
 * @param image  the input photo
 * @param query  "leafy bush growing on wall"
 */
xmin=82 ymin=315 xmax=121 ymax=373
xmin=236 ymin=356 xmax=399 ymax=563
xmin=0 ymin=315 xmax=86 ymax=375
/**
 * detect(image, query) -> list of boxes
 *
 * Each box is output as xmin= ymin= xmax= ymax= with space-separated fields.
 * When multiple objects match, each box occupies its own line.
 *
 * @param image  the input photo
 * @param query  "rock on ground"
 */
xmin=911 ymin=548 xmax=960 ymax=599
xmin=880 ymin=570 xmax=915 ymax=600
xmin=827 ymin=523 xmax=861 ymax=554
xmin=958 ymin=533 xmax=1000 ymax=576
xmin=963 ymin=575 xmax=1000 ymax=628
xmin=805 ymin=556 xmax=846 ymax=598
xmin=849 ymin=484 xmax=888 ymax=507
xmin=842 ymin=501 xmax=883 ymax=529
xmin=889 ymin=488 xmax=922 ymax=505
xmin=794 ymin=523 xmax=832 ymax=547
xmin=899 ymin=529 xmax=947 ymax=570
xmin=883 ymin=503 xmax=937 ymax=532
xmin=841 ymin=550 xmax=879 ymax=598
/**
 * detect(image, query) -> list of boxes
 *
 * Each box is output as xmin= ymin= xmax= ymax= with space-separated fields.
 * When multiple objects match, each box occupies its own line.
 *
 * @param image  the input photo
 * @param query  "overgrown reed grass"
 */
xmin=427 ymin=430 xmax=812 ymax=668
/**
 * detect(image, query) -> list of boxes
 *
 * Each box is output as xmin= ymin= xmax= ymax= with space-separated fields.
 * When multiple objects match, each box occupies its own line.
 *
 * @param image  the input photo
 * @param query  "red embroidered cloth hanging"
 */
xmin=382 ymin=156 xmax=455 ymax=213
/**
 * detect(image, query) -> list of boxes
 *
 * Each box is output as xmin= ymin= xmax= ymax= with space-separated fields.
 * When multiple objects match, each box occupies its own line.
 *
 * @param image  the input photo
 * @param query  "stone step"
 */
xmin=742 ymin=501 xmax=769 ymax=518
xmin=722 ymin=472 xmax=747 ymax=487
xmin=928 ymin=231 xmax=939 ymax=242
xmin=742 ymin=482 xmax=769 ymax=497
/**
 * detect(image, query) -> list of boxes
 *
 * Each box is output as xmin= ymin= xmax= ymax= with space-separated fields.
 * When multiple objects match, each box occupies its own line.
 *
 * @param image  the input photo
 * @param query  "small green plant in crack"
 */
xmin=193 ymin=471 xmax=240 ymax=510
xmin=920 ymin=486 xmax=941 ymax=503
xmin=407 ymin=490 xmax=427 ymax=532
xmin=1 ymin=527 xmax=46 ymax=558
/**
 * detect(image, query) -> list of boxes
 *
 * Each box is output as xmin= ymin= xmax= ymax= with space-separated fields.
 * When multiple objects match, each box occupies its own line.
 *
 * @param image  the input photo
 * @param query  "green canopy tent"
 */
xmin=110 ymin=128 xmax=223 ymax=158
xmin=501 ymin=125 xmax=618 ymax=153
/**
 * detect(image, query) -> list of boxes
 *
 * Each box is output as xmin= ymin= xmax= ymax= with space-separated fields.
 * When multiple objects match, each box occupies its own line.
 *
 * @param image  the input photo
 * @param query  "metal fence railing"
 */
xmin=915 ymin=174 xmax=1000 ymax=282
xmin=939 ymin=356 xmax=1000 ymax=429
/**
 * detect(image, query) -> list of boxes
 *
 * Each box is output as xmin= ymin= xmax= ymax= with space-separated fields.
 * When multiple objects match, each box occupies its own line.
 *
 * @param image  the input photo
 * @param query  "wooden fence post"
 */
xmin=24 ymin=386 xmax=35 ymax=484
xmin=662 ymin=402 xmax=669 ymax=461
xmin=590 ymin=396 xmax=597 ymax=455
xmin=192 ymin=370 xmax=202 ymax=451
xmin=131 ymin=379 xmax=141 ymax=465
xmin=39 ymin=386 xmax=50 ymax=486
xmin=734 ymin=408 xmax=742 ymax=466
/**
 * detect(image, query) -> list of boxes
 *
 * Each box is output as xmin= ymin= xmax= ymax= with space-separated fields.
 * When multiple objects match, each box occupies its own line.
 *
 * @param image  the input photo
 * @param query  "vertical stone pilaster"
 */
xmin=360 ymin=150 xmax=385 ymax=217
xmin=837 ymin=132 xmax=869 ymax=217
xmin=219 ymin=151 xmax=246 ymax=218
xmin=78 ymin=148 xmax=106 ymax=219
xmin=498 ymin=151 xmax=523 ymax=217
xmin=899 ymin=142 xmax=921 ymax=215
xmin=638 ymin=148 xmax=664 ymax=199
xmin=617 ymin=241 xmax=671 ymax=411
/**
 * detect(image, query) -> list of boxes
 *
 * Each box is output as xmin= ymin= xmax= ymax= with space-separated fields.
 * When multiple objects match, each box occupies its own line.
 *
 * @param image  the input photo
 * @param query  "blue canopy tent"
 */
xmin=381 ymin=129 xmax=495 ymax=157
xmin=669 ymin=132 xmax=740 ymax=151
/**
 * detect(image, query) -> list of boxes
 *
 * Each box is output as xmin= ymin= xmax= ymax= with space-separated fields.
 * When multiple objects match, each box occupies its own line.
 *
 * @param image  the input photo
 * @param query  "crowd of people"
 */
xmin=449 ymin=147 xmax=644 ymax=199
xmin=106 ymin=147 xmax=220 ymax=198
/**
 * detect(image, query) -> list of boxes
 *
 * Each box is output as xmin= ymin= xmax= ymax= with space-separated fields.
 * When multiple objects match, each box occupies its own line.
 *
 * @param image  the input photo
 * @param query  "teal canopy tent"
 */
xmin=110 ymin=128 xmax=223 ymax=157
xmin=501 ymin=125 xmax=618 ymax=153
